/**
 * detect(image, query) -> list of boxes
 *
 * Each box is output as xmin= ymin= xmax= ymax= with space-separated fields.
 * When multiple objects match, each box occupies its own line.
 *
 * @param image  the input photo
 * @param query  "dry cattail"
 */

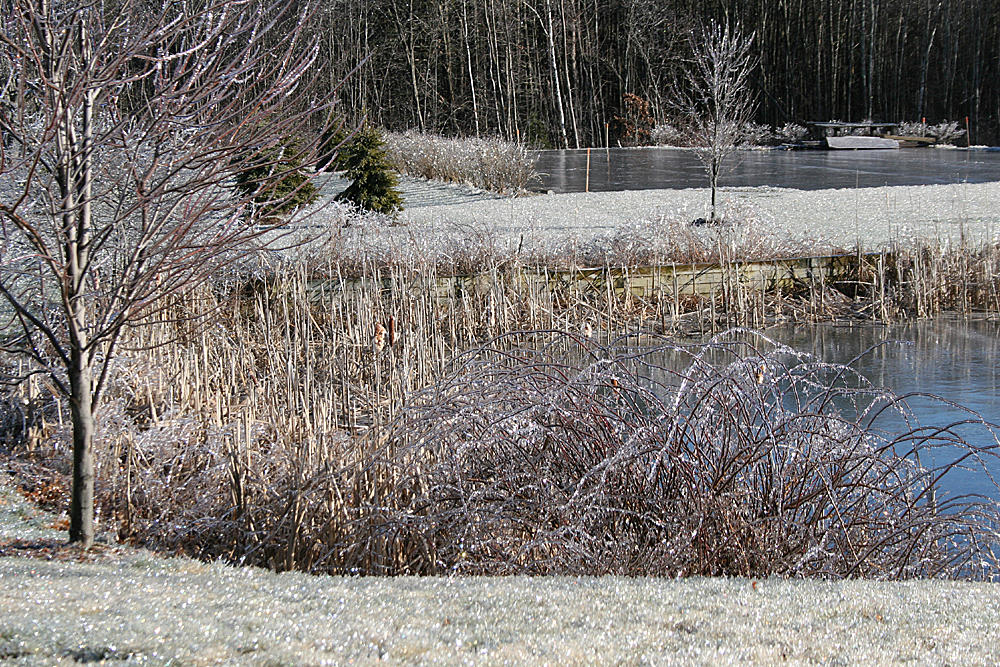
xmin=374 ymin=322 xmax=387 ymax=351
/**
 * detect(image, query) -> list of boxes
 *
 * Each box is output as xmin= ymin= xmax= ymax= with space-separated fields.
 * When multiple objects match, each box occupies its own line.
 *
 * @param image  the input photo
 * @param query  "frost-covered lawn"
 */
xmin=2 ymin=476 xmax=999 ymax=665
xmin=298 ymin=175 xmax=1000 ymax=270
xmin=399 ymin=181 xmax=1000 ymax=251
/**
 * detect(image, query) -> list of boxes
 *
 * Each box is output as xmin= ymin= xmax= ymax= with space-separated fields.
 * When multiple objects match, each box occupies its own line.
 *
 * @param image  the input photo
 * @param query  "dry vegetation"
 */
xmin=4 ymin=236 xmax=1000 ymax=579
xmin=384 ymin=131 xmax=538 ymax=194
xmin=310 ymin=201 xmax=829 ymax=277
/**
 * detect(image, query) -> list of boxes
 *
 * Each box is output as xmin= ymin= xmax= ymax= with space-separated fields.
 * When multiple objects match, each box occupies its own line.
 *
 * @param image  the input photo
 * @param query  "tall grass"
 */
xmin=850 ymin=243 xmax=1000 ymax=318
xmin=3 ymin=250 xmax=1000 ymax=579
xmin=309 ymin=203 xmax=827 ymax=279
xmin=385 ymin=131 xmax=537 ymax=194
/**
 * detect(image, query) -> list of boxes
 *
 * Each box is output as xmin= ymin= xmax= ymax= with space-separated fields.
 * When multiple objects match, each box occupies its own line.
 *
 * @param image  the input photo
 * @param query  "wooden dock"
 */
xmin=312 ymin=254 xmax=863 ymax=302
xmin=807 ymin=122 xmax=936 ymax=149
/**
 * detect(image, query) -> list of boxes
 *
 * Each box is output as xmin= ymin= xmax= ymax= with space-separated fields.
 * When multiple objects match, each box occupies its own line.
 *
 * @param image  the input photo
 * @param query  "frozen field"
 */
xmin=395 ymin=180 xmax=1000 ymax=251
xmin=2 ymin=476 xmax=1000 ymax=665
xmin=294 ymin=175 xmax=1000 ymax=270
xmin=6 ymin=171 xmax=998 ymax=263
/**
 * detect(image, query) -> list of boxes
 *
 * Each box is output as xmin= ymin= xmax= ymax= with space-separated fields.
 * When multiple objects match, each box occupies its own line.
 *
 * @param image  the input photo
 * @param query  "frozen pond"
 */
xmin=534 ymin=146 xmax=1000 ymax=192
xmin=658 ymin=319 xmax=1000 ymax=501
xmin=767 ymin=319 xmax=1000 ymax=501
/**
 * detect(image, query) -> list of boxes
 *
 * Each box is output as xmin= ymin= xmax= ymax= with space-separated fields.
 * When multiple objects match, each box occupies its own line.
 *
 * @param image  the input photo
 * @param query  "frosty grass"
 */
xmin=3 ymin=475 xmax=1000 ymax=664
xmin=395 ymin=180 xmax=1000 ymax=251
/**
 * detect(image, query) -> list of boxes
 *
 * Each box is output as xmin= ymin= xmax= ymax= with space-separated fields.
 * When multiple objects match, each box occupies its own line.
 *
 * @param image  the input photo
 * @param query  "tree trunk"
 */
xmin=462 ymin=0 xmax=480 ymax=136
xmin=67 ymin=12 xmax=97 ymax=548
xmin=68 ymin=353 xmax=96 ymax=547
xmin=545 ymin=0 xmax=569 ymax=148
xmin=710 ymin=162 xmax=719 ymax=221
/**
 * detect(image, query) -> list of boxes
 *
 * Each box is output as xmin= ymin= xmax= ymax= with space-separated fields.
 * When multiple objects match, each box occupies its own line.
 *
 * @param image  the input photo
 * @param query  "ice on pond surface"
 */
xmin=533 ymin=146 xmax=1000 ymax=192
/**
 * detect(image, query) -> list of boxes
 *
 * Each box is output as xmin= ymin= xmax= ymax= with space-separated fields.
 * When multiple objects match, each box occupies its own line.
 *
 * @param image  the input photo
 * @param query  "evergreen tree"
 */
xmin=235 ymin=136 xmax=318 ymax=219
xmin=335 ymin=126 xmax=404 ymax=215
xmin=317 ymin=123 xmax=348 ymax=172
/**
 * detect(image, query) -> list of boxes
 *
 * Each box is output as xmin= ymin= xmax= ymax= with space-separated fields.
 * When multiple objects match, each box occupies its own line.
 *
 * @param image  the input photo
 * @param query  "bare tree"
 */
xmin=674 ymin=21 xmax=757 ymax=222
xmin=0 ymin=0 xmax=331 ymax=547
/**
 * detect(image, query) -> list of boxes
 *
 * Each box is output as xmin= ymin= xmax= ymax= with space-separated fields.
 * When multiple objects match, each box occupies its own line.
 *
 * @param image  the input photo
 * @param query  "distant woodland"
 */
xmin=313 ymin=0 xmax=999 ymax=146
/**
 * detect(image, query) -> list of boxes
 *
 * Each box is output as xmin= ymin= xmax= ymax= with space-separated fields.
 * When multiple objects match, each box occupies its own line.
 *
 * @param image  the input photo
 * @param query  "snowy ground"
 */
xmin=2 ymin=475 xmax=1000 ymax=665
xmin=283 ymin=175 xmax=1000 ymax=272
xmin=390 ymin=179 xmax=1000 ymax=251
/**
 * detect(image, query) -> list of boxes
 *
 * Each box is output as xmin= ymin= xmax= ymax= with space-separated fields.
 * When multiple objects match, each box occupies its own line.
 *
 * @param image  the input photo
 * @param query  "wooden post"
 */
xmin=605 ymin=123 xmax=610 ymax=158
xmin=585 ymin=147 xmax=591 ymax=193
xmin=966 ymin=116 xmax=971 ymax=147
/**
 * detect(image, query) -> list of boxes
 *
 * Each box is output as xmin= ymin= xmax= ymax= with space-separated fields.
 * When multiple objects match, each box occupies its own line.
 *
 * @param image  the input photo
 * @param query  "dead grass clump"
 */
xmin=385 ymin=131 xmax=538 ymax=194
xmin=581 ymin=201 xmax=818 ymax=266
xmin=835 ymin=242 xmax=1000 ymax=319
xmin=309 ymin=203 xmax=827 ymax=279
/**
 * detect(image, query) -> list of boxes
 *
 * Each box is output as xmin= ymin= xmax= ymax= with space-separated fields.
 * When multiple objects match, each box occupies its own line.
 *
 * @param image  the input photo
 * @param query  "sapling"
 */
xmin=672 ymin=21 xmax=758 ymax=223
xmin=0 ymin=0 xmax=332 ymax=547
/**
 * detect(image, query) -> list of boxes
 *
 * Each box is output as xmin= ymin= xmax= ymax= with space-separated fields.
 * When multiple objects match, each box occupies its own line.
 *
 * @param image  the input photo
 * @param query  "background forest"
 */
xmin=313 ymin=0 xmax=999 ymax=147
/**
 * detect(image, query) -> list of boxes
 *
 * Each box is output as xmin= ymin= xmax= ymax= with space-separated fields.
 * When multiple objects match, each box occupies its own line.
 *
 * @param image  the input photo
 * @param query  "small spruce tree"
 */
xmin=235 ymin=135 xmax=318 ymax=219
xmin=317 ymin=123 xmax=348 ymax=172
xmin=335 ymin=126 xmax=404 ymax=215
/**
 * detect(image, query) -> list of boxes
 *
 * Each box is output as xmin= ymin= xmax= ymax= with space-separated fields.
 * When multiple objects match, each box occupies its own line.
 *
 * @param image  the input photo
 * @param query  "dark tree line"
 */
xmin=310 ymin=0 xmax=999 ymax=147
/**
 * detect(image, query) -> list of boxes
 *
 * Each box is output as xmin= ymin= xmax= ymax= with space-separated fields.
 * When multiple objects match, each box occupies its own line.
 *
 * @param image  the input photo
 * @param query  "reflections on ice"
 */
xmin=533 ymin=146 xmax=1000 ymax=192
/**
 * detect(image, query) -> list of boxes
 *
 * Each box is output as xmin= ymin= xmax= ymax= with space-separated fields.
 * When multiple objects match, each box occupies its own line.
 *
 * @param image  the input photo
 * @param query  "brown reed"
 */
xmin=2 ymin=239 xmax=1000 ymax=578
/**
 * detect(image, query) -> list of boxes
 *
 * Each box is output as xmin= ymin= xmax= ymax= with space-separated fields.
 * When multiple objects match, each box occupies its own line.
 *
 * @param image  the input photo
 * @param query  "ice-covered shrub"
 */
xmin=775 ymin=122 xmax=808 ymax=143
xmin=929 ymin=121 xmax=967 ymax=144
xmin=382 ymin=331 xmax=1000 ymax=578
xmin=738 ymin=121 xmax=775 ymax=146
xmin=386 ymin=131 xmax=536 ymax=194
xmin=650 ymin=123 xmax=686 ymax=146
xmin=897 ymin=121 xmax=928 ymax=137
xmin=898 ymin=120 xmax=966 ymax=145
xmin=652 ymin=121 xmax=776 ymax=148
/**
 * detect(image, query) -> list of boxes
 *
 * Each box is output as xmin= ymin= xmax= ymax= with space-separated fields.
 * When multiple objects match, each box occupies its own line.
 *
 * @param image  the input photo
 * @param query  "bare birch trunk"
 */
xmin=2 ymin=0 xmax=332 ymax=548
xmin=408 ymin=0 xmax=424 ymax=131
xmin=462 ymin=0 xmax=480 ymax=136
xmin=67 ymin=15 xmax=97 ymax=547
xmin=544 ymin=0 xmax=568 ymax=148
